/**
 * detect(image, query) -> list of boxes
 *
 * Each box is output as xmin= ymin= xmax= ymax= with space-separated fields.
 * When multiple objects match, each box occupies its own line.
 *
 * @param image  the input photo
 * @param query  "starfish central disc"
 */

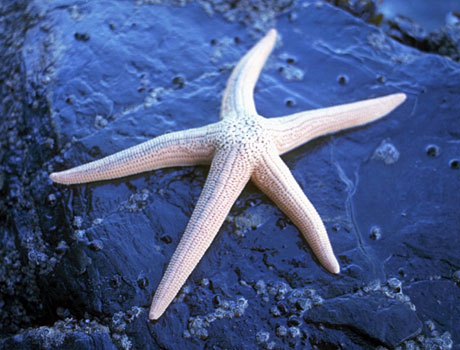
xmin=215 ymin=115 xmax=272 ymax=155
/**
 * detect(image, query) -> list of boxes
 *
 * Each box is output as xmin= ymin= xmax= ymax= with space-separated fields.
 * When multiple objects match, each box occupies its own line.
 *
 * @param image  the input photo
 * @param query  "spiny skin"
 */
xmin=50 ymin=28 xmax=407 ymax=320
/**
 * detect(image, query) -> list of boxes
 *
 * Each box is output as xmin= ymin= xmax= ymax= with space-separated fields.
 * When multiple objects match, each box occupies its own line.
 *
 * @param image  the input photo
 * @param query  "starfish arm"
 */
xmin=149 ymin=148 xmax=252 ymax=320
xmin=220 ymin=29 xmax=277 ymax=119
xmin=252 ymin=150 xmax=340 ymax=274
xmin=49 ymin=126 xmax=216 ymax=184
xmin=266 ymin=93 xmax=406 ymax=154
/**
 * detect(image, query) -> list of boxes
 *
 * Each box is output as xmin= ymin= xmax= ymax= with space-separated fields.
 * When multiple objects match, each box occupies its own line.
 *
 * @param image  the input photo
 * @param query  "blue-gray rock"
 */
xmin=303 ymin=293 xmax=422 ymax=346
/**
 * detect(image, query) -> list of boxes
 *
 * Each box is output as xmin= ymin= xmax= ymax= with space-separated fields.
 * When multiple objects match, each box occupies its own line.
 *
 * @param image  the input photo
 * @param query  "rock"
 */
xmin=327 ymin=0 xmax=460 ymax=61
xmin=0 ymin=328 xmax=116 ymax=350
xmin=304 ymin=294 xmax=422 ymax=347
xmin=1 ymin=0 xmax=459 ymax=349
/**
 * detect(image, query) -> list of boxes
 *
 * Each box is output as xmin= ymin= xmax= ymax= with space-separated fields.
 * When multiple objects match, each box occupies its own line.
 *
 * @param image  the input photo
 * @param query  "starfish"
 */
xmin=50 ymin=28 xmax=406 ymax=320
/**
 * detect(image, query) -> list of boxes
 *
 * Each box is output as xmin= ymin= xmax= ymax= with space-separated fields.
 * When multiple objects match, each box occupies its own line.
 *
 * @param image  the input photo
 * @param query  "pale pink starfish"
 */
xmin=50 ymin=29 xmax=406 ymax=320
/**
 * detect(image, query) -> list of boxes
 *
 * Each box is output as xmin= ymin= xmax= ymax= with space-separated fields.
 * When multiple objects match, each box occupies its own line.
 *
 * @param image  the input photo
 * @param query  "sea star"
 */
xmin=50 ymin=29 xmax=406 ymax=320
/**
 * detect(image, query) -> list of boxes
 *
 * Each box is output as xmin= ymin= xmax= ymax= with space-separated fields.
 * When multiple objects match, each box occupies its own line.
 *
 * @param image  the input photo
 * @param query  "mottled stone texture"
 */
xmin=0 ymin=0 xmax=459 ymax=349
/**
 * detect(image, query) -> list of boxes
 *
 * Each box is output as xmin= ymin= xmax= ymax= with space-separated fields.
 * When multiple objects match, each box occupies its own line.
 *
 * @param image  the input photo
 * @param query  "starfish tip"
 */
xmin=327 ymin=259 xmax=340 ymax=274
xmin=149 ymin=306 xmax=162 ymax=320
xmin=265 ymin=28 xmax=278 ymax=42
xmin=396 ymin=92 xmax=407 ymax=103
xmin=49 ymin=172 xmax=58 ymax=182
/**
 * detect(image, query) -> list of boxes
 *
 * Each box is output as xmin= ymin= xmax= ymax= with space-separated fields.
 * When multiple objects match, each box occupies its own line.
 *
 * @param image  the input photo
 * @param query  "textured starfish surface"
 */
xmin=50 ymin=29 xmax=406 ymax=320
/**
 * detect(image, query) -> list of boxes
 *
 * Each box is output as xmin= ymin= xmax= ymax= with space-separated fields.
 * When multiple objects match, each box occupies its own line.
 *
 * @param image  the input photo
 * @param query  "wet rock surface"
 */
xmin=326 ymin=0 xmax=460 ymax=61
xmin=1 ymin=0 xmax=459 ymax=349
